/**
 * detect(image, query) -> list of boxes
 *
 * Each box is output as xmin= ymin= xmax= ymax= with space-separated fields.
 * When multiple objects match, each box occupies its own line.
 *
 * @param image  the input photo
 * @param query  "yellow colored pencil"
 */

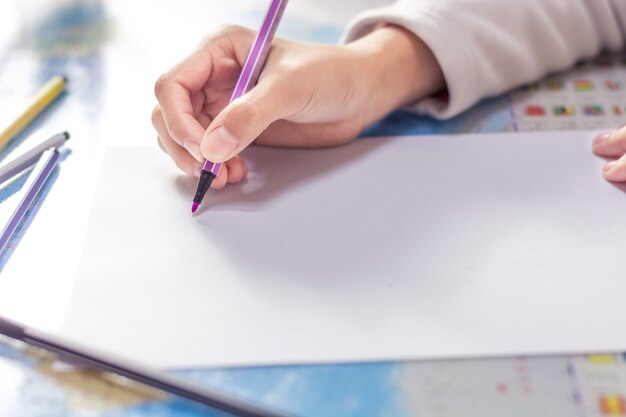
xmin=0 ymin=74 xmax=67 ymax=150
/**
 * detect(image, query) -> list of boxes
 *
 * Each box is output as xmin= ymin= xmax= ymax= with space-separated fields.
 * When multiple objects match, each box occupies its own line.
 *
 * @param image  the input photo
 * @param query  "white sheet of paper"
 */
xmin=59 ymin=131 xmax=626 ymax=369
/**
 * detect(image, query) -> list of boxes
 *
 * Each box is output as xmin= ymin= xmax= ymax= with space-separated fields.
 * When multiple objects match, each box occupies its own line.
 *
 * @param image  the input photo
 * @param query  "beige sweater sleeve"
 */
xmin=343 ymin=0 xmax=626 ymax=119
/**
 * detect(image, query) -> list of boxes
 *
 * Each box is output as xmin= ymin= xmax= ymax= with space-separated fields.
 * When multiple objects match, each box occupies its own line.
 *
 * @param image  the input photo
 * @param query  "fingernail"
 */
xmin=183 ymin=141 xmax=204 ymax=162
xmin=203 ymin=127 xmax=238 ymax=160
xmin=593 ymin=133 xmax=610 ymax=145
xmin=604 ymin=160 xmax=618 ymax=173
xmin=194 ymin=165 xmax=202 ymax=178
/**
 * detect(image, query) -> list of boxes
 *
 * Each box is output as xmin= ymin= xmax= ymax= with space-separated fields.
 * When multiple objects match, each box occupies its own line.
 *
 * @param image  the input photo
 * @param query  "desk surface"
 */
xmin=1 ymin=1 xmax=626 ymax=416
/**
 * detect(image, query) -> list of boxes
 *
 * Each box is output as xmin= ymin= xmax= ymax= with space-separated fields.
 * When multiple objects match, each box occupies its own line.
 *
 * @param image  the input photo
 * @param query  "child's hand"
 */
xmin=593 ymin=128 xmax=626 ymax=183
xmin=152 ymin=25 xmax=443 ymax=188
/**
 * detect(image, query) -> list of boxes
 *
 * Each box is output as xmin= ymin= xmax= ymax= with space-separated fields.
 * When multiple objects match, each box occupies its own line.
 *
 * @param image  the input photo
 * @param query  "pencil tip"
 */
xmin=191 ymin=202 xmax=199 ymax=214
xmin=61 ymin=74 xmax=68 ymax=83
xmin=63 ymin=131 xmax=70 ymax=140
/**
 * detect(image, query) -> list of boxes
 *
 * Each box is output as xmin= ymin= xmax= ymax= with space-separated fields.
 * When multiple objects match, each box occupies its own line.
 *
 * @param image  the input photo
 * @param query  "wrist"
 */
xmin=346 ymin=25 xmax=445 ymax=123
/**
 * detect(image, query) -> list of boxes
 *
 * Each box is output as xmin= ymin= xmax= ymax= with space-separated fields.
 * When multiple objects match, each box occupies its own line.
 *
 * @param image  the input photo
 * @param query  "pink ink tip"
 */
xmin=191 ymin=202 xmax=199 ymax=213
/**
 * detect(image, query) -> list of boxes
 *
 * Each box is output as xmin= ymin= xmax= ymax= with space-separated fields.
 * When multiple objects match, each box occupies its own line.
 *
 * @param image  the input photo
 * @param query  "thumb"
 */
xmin=200 ymin=87 xmax=293 ymax=162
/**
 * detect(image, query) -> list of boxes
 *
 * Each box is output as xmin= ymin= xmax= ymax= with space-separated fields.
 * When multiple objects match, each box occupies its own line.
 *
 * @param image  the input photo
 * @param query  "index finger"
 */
xmin=154 ymin=40 xmax=220 ymax=145
xmin=154 ymin=74 xmax=207 ymax=146
xmin=154 ymin=26 xmax=254 ymax=147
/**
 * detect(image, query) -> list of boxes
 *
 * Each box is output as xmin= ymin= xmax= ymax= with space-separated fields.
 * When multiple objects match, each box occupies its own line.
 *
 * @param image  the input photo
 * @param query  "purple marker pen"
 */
xmin=192 ymin=0 xmax=289 ymax=213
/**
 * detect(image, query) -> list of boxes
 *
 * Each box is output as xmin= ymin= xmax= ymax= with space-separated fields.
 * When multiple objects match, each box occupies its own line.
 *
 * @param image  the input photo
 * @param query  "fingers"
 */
xmin=154 ymin=76 xmax=207 ymax=146
xmin=593 ymin=129 xmax=626 ymax=183
xmin=152 ymin=106 xmax=201 ymax=177
xmin=225 ymin=156 xmax=248 ymax=183
xmin=211 ymin=157 xmax=249 ymax=189
xmin=603 ymin=154 xmax=626 ymax=183
xmin=154 ymin=25 xmax=255 ymax=148
xmin=153 ymin=44 xmax=218 ymax=146
xmin=153 ymin=105 xmax=249 ymax=186
xmin=593 ymin=129 xmax=626 ymax=157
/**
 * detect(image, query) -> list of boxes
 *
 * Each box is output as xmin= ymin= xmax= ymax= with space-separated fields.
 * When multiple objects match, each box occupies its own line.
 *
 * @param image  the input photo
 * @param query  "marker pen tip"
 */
xmin=191 ymin=202 xmax=199 ymax=214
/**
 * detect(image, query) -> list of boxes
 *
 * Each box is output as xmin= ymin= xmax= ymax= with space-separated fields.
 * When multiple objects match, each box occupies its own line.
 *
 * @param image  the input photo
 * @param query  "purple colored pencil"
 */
xmin=0 ymin=148 xmax=60 ymax=254
xmin=191 ymin=0 xmax=289 ymax=213
xmin=0 ymin=316 xmax=289 ymax=417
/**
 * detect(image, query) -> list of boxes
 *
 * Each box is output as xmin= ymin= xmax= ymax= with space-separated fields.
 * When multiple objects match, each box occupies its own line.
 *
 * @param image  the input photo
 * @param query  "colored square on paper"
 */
xmin=548 ymin=80 xmax=563 ymax=91
xmin=575 ymin=80 xmax=594 ymax=91
xmin=525 ymin=105 xmax=545 ymax=116
xmin=600 ymin=395 xmax=626 ymax=415
xmin=553 ymin=105 xmax=575 ymax=116
xmin=606 ymin=80 xmax=621 ymax=90
xmin=584 ymin=105 xmax=604 ymax=116
xmin=589 ymin=354 xmax=616 ymax=364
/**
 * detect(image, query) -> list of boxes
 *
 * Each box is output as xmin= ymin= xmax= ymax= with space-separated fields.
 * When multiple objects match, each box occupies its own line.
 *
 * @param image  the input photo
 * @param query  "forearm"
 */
xmin=343 ymin=0 xmax=626 ymax=119
xmin=346 ymin=25 xmax=445 ymax=125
